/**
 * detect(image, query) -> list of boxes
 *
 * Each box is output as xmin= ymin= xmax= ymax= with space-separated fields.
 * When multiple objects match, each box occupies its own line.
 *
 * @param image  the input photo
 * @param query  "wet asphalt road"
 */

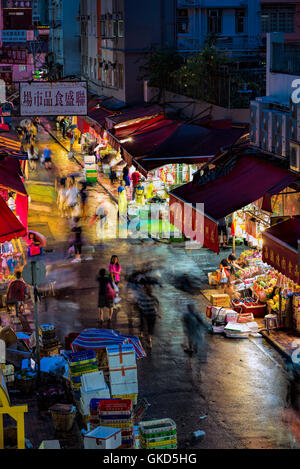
xmin=37 ymin=240 xmax=300 ymax=449
xmin=24 ymin=121 xmax=300 ymax=449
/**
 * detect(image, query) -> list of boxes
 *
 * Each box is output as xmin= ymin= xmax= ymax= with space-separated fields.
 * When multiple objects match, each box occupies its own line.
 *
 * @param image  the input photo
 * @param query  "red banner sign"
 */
xmin=262 ymin=233 xmax=299 ymax=284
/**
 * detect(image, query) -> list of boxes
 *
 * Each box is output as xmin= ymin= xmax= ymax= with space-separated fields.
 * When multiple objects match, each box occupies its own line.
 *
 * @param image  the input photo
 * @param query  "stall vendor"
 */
xmin=135 ymin=181 xmax=145 ymax=205
xmin=27 ymin=233 xmax=42 ymax=257
xmin=146 ymin=181 xmax=154 ymax=200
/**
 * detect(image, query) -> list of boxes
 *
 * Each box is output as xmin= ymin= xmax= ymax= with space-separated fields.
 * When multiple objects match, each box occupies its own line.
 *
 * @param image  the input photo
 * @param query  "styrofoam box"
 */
xmin=211 ymin=307 xmax=237 ymax=321
xmin=80 ymin=384 xmax=110 ymax=415
xmin=110 ymin=367 xmax=137 ymax=385
xmin=81 ymin=371 xmax=106 ymax=392
xmin=84 ymin=426 xmax=122 ymax=450
xmin=110 ymin=381 xmax=138 ymax=396
xmin=106 ymin=344 xmax=136 ymax=369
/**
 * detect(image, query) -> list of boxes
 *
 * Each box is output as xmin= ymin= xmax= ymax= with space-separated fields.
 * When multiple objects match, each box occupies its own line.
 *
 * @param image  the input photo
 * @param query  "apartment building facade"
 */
xmin=80 ymin=0 xmax=177 ymax=105
xmin=0 ymin=0 xmax=48 ymax=84
xmin=176 ymin=0 xmax=262 ymax=55
xmin=250 ymin=33 xmax=300 ymax=174
xmin=48 ymin=0 xmax=81 ymax=78
xmin=261 ymin=0 xmax=300 ymax=43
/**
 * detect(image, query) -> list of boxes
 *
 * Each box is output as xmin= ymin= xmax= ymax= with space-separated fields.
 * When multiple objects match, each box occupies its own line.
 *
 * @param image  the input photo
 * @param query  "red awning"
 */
xmin=114 ymin=115 xmax=165 ymax=140
xmin=262 ymin=216 xmax=300 ymax=283
xmin=170 ymin=154 xmax=299 ymax=254
xmin=0 ymin=195 xmax=27 ymax=242
xmin=136 ymin=124 xmax=247 ymax=173
xmin=88 ymin=105 xmax=115 ymax=127
xmin=0 ymin=157 xmax=27 ymax=195
xmin=105 ymin=104 xmax=163 ymax=129
xmin=122 ymin=119 xmax=181 ymax=159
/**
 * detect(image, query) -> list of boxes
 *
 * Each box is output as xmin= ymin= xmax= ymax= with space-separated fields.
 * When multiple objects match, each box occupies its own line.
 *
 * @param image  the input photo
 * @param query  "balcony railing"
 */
xmin=177 ymin=34 xmax=262 ymax=52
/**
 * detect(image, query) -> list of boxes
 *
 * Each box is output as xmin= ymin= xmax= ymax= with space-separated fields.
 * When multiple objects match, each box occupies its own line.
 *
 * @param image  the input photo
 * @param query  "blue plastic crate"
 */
xmin=69 ymin=350 xmax=96 ymax=363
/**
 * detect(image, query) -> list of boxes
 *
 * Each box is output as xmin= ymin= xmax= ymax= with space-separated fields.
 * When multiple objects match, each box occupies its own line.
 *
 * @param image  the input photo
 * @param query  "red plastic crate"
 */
xmin=98 ymin=399 xmax=132 ymax=413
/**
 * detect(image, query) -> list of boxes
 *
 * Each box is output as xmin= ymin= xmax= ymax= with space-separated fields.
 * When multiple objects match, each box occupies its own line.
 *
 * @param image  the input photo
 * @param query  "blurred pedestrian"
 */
xmin=96 ymin=268 xmax=115 ymax=326
xmin=71 ymin=217 xmax=83 ymax=263
xmin=66 ymin=177 xmax=79 ymax=218
xmin=93 ymin=201 xmax=109 ymax=241
xmin=79 ymin=181 xmax=88 ymax=220
xmin=136 ymin=285 xmax=160 ymax=349
xmin=118 ymin=180 xmax=127 ymax=217
xmin=56 ymin=177 xmax=68 ymax=218
xmin=27 ymin=143 xmax=38 ymax=170
xmin=182 ymin=304 xmax=205 ymax=355
xmin=43 ymin=145 xmax=52 ymax=169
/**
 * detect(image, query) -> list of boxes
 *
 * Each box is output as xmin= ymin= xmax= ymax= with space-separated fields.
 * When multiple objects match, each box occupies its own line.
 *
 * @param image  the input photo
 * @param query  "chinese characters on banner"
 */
xmin=262 ymin=235 xmax=299 ymax=284
xmin=20 ymin=82 xmax=88 ymax=116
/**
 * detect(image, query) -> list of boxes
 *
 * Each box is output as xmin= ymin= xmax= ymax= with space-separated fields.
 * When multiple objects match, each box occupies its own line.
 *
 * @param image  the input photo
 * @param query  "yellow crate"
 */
xmin=100 ymin=421 xmax=133 ymax=429
xmin=140 ymin=438 xmax=177 ymax=448
xmin=112 ymin=394 xmax=138 ymax=405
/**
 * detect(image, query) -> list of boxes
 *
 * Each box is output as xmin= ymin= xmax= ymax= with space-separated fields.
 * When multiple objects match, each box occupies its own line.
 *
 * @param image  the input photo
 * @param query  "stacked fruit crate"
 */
xmin=68 ymin=350 xmax=99 ymax=399
xmin=98 ymin=399 xmax=134 ymax=449
xmin=139 ymin=419 xmax=177 ymax=449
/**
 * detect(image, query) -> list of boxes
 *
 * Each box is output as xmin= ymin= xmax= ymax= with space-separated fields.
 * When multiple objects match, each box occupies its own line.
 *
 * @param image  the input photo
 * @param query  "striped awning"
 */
xmin=0 ymin=134 xmax=21 ymax=152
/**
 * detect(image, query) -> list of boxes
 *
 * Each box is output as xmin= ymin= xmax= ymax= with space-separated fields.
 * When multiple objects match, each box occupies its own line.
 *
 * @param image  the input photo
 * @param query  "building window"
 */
xmin=261 ymin=6 xmax=295 ymax=33
xmin=118 ymin=20 xmax=124 ymax=37
xmin=100 ymin=20 xmax=106 ymax=37
xmin=235 ymin=9 xmax=246 ymax=34
xmin=19 ymin=65 xmax=26 ymax=72
xmin=112 ymin=20 xmax=118 ymax=37
xmin=177 ymin=9 xmax=189 ymax=34
xmin=118 ymin=63 xmax=124 ymax=89
xmin=208 ymin=9 xmax=222 ymax=34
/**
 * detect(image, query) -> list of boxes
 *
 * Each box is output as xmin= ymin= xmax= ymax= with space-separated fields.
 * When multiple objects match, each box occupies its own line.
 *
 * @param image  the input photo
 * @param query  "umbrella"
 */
xmin=20 ymin=119 xmax=32 ymax=128
xmin=71 ymin=329 xmax=146 ymax=359
xmin=27 ymin=231 xmax=47 ymax=247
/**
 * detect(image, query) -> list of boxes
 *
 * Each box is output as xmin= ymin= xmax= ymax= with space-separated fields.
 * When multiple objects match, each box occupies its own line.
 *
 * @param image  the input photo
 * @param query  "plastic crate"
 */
xmin=139 ymin=419 xmax=176 ymax=439
xmin=112 ymin=394 xmax=137 ymax=405
xmin=100 ymin=420 xmax=133 ymax=428
xmin=140 ymin=438 xmax=177 ymax=448
xmin=69 ymin=350 xmax=96 ymax=363
xmin=99 ymin=399 xmax=132 ymax=413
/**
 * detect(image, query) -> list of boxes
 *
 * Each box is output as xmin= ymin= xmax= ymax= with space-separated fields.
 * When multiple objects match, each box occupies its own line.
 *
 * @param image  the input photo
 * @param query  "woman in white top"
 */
xmin=56 ymin=177 xmax=68 ymax=218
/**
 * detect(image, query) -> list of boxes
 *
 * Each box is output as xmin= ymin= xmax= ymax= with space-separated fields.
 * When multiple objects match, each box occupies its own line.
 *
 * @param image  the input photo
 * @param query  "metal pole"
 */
xmin=31 ymin=262 xmax=40 ymax=380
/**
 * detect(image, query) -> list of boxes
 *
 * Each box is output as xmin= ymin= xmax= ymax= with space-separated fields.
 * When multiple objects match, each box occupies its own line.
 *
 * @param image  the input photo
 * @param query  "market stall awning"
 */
xmin=71 ymin=329 xmax=146 ymax=359
xmin=0 ymin=157 xmax=27 ymax=195
xmin=114 ymin=114 xmax=165 ymax=140
xmin=131 ymin=123 xmax=247 ymax=174
xmin=170 ymin=153 xmax=299 ymax=254
xmin=88 ymin=105 xmax=115 ymax=127
xmin=122 ymin=119 xmax=181 ymax=160
xmin=262 ymin=216 xmax=300 ymax=284
xmin=0 ymin=132 xmax=21 ymax=152
xmin=105 ymin=104 xmax=163 ymax=130
xmin=0 ymin=194 xmax=27 ymax=242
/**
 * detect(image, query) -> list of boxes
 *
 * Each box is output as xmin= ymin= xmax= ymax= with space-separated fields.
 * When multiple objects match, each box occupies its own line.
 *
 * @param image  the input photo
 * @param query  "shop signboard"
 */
xmin=0 ymin=48 xmax=27 ymax=65
xmin=262 ymin=235 xmax=299 ymax=284
xmin=19 ymin=81 xmax=88 ymax=116
xmin=2 ymin=0 xmax=33 ymax=7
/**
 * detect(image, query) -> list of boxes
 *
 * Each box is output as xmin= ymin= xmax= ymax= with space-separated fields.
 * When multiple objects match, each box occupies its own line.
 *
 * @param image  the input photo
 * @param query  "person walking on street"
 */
xmin=56 ymin=177 xmax=68 ymax=218
xmin=182 ymin=304 xmax=205 ymax=355
xmin=43 ymin=145 xmax=52 ymax=169
xmin=71 ymin=217 xmax=83 ymax=263
xmin=131 ymin=169 xmax=141 ymax=200
xmin=136 ymin=284 xmax=160 ymax=349
xmin=109 ymin=255 xmax=122 ymax=288
xmin=91 ymin=201 xmax=109 ymax=241
xmin=27 ymin=144 xmax=38 ymax=171
xmin=96 ymin=268 xmax=115 ymax=326
xmin=66 ymin=177 xmax=79 ymax=218
xmin=79 ymin=181 xmax=88 ymax=221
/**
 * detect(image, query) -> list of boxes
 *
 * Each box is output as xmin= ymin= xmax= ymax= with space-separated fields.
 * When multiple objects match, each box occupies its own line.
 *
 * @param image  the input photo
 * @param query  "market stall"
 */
xmin=0 ymin=195 xmax=27 ymax=304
